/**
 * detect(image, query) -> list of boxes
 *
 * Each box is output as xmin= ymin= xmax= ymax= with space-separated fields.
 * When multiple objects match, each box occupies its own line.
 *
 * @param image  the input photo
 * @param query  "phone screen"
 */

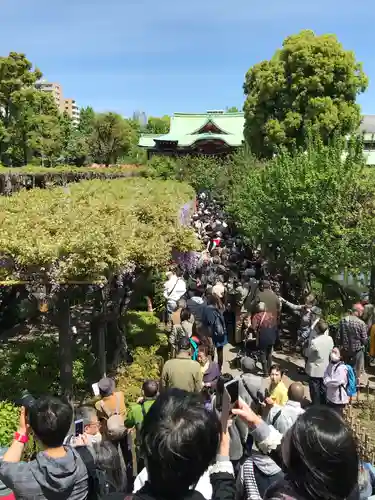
xmin=225 ymin=380 xmax=239 ymax=404
xmin=74 ymin=419 xmax=84 ymax=437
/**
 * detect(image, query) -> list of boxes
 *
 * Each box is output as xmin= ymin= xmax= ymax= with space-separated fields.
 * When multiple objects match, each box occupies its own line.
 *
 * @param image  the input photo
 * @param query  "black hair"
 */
xmin=216 ymin=373 xmax=233 ymax=395
xmin=180 ymin=308 xmax=191 ymax=322
xmin=178 ymin=336 xmax=191 ymax=351
xmin=140 ymin=389 xmax=221 ymax=498
xmin=269 ymin=363 xmax=283 ymax=375
xmin=287 ymin=406 xmax=358 ymax=500
xmin=142 ymin=380 xmax=159 ymax=398
xmin=93 ymin=441 xmax=127 ymax=493
xmin=28 ymin=395 xmax=72 ymax=448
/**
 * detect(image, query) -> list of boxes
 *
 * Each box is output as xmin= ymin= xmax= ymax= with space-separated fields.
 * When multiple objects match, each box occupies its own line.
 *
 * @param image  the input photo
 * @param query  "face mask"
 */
xmin=330 ymin=353 xmax=340 ymax=363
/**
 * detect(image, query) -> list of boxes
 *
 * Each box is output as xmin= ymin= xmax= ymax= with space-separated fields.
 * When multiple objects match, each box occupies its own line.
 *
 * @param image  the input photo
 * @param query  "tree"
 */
xmin=0 ymin=52 xmax=67 ymax=166
xmin=226 ymin=136 xmax=375 ymax=277
xmin=226 ymin=106 xmax=239 ymax=113
xmin=146 ymin=115 xmax=170 ymax=134
xmin=90 ymin=112 xmax=137 ymax=165
xmin=78 ymin=106 xmax=96 ymax=137
xmin=243 ymin=31 xmax=368 ymax=158
xmin=5 ymin=88 xmax=62 ymax=166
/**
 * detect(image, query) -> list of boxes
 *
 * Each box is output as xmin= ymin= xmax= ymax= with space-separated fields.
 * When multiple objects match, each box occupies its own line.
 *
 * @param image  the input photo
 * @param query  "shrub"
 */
xmin=0 ymin=336 xmax=96 ymax=402
xmin=116 ymin=311 xmax=168 ymax=404
xmin=0 ymin=401 xmax=19 ymax=447
xmin=0 ymin=177 xmax=197 ymax=282
xmin=146 ymin=156 xmax=178 ymax=180
xmin=0 ymin=165 xmax=145 ymax=195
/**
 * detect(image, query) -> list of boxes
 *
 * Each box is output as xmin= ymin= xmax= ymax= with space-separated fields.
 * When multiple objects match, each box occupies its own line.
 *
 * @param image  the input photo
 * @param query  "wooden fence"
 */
xmin=344 ymin=383 xmax=375 ymax=463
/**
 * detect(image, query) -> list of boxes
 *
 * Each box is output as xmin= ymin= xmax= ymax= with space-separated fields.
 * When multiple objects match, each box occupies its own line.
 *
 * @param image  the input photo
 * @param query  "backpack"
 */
xmin=212 ymin=311 xmax=226 ymax=339
xmin=190 ymin=338 xmax=199 ymax=361
xmin=334 ymin=362 xmax=357 ymax=397
xmin=101 ymin=393 xmax=126 ymax=441
xmin=345 ymin=364 xmax=357 ymax=397
xmin=76 ymin=446 xmax=124 ymax=500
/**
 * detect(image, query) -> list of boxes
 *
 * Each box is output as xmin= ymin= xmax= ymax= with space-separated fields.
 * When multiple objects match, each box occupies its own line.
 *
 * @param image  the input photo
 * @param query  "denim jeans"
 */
xmin=308 ymin=376 xmax=326 ymax=405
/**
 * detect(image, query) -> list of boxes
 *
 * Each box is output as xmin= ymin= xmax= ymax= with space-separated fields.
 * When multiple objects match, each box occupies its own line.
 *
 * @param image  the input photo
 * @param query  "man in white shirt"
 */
xmin=266 ymin=382 xmax=305 ymax=435
xmin=306 ymin=319 xmax=334 ymax=405
xmin=163 ymin=269 xmax=187 ymax=316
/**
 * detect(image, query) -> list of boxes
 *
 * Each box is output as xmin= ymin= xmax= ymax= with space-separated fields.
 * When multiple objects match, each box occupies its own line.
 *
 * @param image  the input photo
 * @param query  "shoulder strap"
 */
xmin=240 ymin=375 xmax=256 ymax=402
xmin=115 ymin=393 xmax=120 ymax=415
xmin=167 ymin=278 xmax=179 ymax=299
xmin=100 ymin=399 xmax=110 ymax=417
xmin=271 ymin=409 xmax=282 ymax=427
xmin=140 ymin=402 xmax=146 ymax=418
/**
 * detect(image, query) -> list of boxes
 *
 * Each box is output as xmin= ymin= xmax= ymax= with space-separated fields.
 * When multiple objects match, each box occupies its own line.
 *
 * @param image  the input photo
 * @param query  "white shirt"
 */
xmin=133 ymin=467 xmax=213 ymax=500
xmin=306 ymin=334 xmax=334 ymax=378
xmin=163 ymin=275 xmax=187 ymax=302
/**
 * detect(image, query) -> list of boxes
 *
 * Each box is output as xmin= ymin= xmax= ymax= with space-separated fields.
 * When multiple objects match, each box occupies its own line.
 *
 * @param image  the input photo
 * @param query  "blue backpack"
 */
xmin=334 ymin=362 xmax=357 ymax=397
xmin=345 ymin=364 xmax=357 ymax=397
xmin=190 ymin=338 xmax=199 ymax=361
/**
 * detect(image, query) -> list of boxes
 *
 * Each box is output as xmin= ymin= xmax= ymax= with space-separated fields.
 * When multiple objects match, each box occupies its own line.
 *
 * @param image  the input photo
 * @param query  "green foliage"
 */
xmin=0 ymin=401 xmax=19 ymax=447
xmin=0 ymin=164 xmax=144 ymax=195
xmin=226 ymin=136 xmax=375 ymax=276
xmin=243 ymin=30 xmax=368 ymax=158
xmin=117 ymin=311 xmax=167 ymax=403
xmin=0 ymin=53 xmax=140 ymax=167
xmin=146 ymin=116 xmax=170 ymax=134
xmin=226 ymin=106 xmax=240 ymax=113
xmin=90 ymin=112 xmax=139 ymax=166
xmin=0 ymin=336 xmax=96 ymax=402
xmin=147 ymin=155 xmax=177 ymax=180
xmin=0 ymin=177 xmax=197 ymax=282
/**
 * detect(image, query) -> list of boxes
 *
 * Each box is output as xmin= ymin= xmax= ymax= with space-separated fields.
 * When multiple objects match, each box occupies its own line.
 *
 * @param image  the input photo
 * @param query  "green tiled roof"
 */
xmin=138 ymin=134 xmax=164 ymax=148
xmin=139 ymin=112 xmax=245 ymax=149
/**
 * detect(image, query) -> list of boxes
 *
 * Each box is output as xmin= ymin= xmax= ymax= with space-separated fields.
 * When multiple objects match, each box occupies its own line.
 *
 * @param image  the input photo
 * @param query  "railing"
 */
xmin=344 ymin=383 xmax=375 ymax=463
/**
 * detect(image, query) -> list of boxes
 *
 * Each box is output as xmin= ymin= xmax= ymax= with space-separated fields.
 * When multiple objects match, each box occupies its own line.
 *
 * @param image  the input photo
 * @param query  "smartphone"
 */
xmin=221 ymin=380 xmax=239 ymax=430
xmin=74 ymin=419 xmax=84 ymax=437
xmin=225 ymin=379 xmax=239 ymax=405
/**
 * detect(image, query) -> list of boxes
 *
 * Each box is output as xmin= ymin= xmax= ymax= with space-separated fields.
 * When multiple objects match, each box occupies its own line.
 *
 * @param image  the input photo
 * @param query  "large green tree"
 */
xmin=226 ymin=137 xmax=374 ymax=276
xmin=146 ymin=115 xmax=170 ymax=134
xmin=0 ymin=52 xmax=65 ymax=166
xmin=243 ymin=31 xmax=368 ymax=158
xmin=90 ymin=112 xmax=138 ymax=165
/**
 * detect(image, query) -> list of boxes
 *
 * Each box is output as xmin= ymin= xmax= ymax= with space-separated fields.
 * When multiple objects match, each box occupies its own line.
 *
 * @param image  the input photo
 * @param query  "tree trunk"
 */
xmin=56 ymin=291 xmax=73 ymax=402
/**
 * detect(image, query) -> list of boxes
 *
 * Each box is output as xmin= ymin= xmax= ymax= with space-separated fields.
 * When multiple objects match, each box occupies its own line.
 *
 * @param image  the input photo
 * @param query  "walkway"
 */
xmin=222 ymin=342 xmax=310 ymax=398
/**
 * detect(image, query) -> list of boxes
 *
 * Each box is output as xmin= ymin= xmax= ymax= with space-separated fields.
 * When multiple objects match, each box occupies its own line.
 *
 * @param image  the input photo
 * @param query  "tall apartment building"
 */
xmin=35 ymin=80 xmax=79 ymax=126
xmin=35 ymin=81 xmax=64 ymax=110
xmin=64 ymin=98 xmax=80 ymax=126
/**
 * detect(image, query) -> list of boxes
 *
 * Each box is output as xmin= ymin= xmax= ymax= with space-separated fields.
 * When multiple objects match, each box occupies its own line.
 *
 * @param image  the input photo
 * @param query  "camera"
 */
xmin=18 ymin=390 xmax=36 ymax=410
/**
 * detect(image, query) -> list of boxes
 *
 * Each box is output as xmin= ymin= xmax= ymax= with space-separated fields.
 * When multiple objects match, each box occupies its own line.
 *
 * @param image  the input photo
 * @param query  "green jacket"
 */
xmin=125 ymin=399 xmax=155 ymax=430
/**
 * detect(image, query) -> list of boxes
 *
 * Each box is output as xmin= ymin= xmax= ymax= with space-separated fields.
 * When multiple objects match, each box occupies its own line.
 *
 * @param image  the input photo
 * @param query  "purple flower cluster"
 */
xmin=172 ymin=250 xmax=200 ymax=273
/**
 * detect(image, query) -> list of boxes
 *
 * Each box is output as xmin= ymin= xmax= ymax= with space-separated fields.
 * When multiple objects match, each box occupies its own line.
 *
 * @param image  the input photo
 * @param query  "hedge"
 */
xmin=0 ymin=165 xmax=145 ymax=195
xmin=0 ymin=177 xmax=197 ymax=282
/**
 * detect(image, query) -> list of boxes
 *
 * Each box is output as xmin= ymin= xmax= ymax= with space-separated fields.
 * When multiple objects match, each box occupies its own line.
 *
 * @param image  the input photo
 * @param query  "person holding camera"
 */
xmin=0 ymin=395 xmax=89 ymax=499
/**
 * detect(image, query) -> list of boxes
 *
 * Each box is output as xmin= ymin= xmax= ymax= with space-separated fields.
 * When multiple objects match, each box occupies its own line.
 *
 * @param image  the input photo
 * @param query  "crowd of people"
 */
xmin=0 ymin=191 xmax=375 ymax=499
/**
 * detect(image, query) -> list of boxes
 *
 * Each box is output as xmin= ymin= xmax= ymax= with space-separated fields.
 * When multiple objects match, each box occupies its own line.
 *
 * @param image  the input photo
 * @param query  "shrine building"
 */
xmin=138 ymin=110 xmax=244 ymax=159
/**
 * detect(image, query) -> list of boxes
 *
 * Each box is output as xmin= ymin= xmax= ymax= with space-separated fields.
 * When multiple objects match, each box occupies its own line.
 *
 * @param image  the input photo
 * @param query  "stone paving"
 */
xmin=223 ymin=342 xmax=375 ymax=399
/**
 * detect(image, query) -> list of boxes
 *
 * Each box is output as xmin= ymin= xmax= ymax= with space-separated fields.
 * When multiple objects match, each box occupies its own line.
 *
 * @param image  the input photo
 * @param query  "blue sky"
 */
xmin=1 ymin=0 xmax=375 ymax=117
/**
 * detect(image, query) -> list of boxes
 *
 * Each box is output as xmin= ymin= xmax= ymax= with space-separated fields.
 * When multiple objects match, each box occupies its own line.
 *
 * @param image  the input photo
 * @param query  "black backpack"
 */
xmin=75 ymin=446 xmax=124 ymax=500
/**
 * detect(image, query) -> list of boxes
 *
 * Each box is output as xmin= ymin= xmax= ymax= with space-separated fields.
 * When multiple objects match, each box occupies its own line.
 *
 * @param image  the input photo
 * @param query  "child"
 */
xmin=323 ymin=347 xmax=349 ymax=414
xmin=266 ymin=363 xmax=288 ymax=406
